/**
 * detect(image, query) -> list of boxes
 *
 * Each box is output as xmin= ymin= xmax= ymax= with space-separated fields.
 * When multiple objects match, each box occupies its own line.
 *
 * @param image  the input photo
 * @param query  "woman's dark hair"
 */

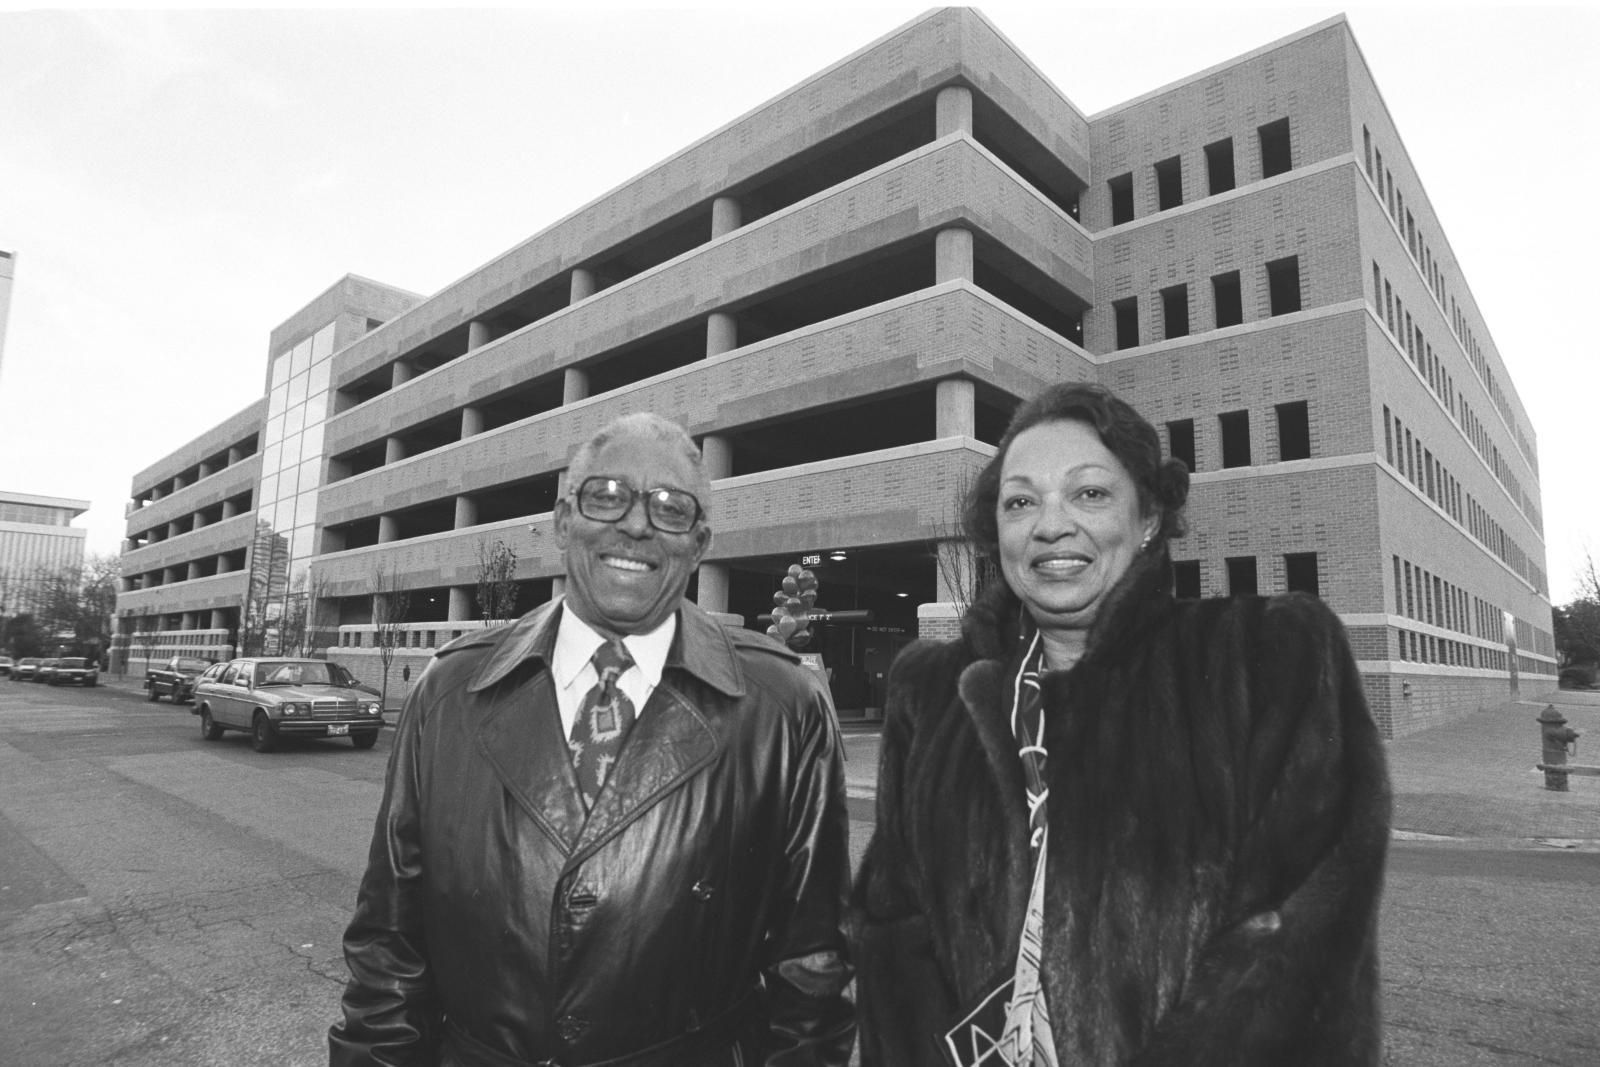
xmin=961 ymin=381 xmax=1189 ymax=568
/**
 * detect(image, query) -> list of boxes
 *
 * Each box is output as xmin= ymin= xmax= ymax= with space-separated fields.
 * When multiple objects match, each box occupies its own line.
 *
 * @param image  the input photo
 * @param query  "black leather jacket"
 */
xmin=330 ymin=600 xmax=855 ymax=1067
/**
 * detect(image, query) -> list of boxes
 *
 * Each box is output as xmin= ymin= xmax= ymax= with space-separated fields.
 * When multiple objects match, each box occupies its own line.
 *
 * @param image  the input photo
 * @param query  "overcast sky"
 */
xmin=0 ymin=2 xmax=1594 ymax=604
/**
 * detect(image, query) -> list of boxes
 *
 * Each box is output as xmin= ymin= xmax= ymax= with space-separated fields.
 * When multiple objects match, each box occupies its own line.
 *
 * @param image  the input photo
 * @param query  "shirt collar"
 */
xmin=552 ymin=600 xmax=676 ymax=689
xmin=467 ymin=596 xmax=746 ymax=698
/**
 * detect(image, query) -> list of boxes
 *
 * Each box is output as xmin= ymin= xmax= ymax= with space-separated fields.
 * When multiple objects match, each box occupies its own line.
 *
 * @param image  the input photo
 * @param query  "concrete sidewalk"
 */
xmin=839 ymin=689 xmax=1600 ymax=847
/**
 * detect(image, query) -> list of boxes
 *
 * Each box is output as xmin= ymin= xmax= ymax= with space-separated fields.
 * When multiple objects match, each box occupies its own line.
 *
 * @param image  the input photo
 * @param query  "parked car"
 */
xmin=145 ymin=655 xmax=215 ymax=704
xmin=12 ymin=657 xmax=41 ymax=682
xmin=191 ymin=657 xmax=384 ymax=753
xmin=33 ymin=658 xmax=60 ymax=684
xmin=0 ymin=656 xmax=14 ymax=678
xmin=49 ymin=657 xmax=99 ymax=687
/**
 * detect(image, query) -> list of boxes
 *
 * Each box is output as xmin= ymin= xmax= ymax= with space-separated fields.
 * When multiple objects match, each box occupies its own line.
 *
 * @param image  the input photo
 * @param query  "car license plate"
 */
xmin=327 ymin=724 xmax=350 ymax=736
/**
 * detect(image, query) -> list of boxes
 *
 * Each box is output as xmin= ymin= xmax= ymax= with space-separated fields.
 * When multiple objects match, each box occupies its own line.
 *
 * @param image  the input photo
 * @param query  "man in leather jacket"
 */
xmin=330 ymin=413 xmax=855 ymax=1066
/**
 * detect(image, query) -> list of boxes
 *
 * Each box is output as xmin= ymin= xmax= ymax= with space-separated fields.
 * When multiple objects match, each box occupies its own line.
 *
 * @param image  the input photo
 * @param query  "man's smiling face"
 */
xmin=554 ymin=427 xmax=711 ymax=637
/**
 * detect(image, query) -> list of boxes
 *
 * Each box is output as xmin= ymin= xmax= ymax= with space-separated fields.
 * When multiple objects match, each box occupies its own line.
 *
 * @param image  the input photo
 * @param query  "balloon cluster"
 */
xmin=768 ymin=564 xmax=819 ymax=650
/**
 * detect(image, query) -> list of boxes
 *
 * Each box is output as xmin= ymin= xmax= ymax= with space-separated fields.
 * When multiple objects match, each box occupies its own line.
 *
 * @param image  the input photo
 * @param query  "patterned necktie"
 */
xmin=568 ymin=640 xmax=636 ymax=809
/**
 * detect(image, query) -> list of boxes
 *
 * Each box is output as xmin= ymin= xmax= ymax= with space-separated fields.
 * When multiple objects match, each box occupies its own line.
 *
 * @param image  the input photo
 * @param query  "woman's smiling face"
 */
xmin=996 ymin=419 xmax=1156 ymax=635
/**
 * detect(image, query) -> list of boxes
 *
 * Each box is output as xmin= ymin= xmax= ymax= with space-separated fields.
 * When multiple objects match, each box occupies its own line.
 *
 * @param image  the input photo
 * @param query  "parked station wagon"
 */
xmin=191 ymin=657 xmax=384 ymax=753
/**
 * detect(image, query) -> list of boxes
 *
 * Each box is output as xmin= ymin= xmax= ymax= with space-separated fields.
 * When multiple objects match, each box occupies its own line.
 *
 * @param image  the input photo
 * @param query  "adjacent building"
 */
xmin=1 ymin=489 xmax=89 ymax=617
xmin=114 ymin=9 xmax=1553 ymax=734
xmin=0 ymin=249 xmax=14 ymax=382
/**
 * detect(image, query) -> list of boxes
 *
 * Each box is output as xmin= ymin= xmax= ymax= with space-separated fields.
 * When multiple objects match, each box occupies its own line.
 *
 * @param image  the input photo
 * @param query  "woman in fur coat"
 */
xmin=851 ymin=382 xmax=1391 ymax=1066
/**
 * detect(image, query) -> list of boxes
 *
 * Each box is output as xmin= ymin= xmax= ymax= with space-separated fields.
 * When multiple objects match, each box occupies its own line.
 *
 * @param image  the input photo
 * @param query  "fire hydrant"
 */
xmin=1537 ymin=704 xmax=1581 ymax=792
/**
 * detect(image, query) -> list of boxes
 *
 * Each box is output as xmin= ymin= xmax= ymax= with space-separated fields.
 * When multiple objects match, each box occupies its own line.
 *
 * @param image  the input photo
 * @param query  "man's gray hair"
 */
xmin=567 ymin=412 xmax=711 ymax=518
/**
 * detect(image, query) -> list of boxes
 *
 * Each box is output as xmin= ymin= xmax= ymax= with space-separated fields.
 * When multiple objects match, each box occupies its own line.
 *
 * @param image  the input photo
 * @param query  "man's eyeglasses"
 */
xmin=571 ymin=477 xmax=703 ymax=534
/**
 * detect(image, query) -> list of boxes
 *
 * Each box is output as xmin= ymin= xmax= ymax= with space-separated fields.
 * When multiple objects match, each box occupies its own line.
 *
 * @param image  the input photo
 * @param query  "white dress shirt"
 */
xmin=550 ymin=599 xmax=676 ymax=740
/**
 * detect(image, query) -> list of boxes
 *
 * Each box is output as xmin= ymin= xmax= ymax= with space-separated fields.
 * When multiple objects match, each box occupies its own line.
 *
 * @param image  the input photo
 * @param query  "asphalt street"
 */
xmin=1 ymin=676 xmax=1597 ymax=1065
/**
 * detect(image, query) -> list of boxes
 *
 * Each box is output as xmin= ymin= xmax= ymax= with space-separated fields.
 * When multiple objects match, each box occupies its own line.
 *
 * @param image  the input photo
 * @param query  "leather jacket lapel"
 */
xmin=473 ymin=670 xmax=586 ymax=856
xmin=571 ymin=679 xmax=719 ymax=864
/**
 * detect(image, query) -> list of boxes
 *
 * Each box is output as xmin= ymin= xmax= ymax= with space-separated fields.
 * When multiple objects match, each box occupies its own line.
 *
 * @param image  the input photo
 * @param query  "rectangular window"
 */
xmin=1258 ymin=117 xmax=1292 ymax=178
xmin=1384 ymin=280 xmax=1395 ymax=333
xmin=1267 ymin=255 xmax=1302 ymax=315
xmin=1363 ymin=127 xmax=1373 ymax=176
xmin=1113 ymin=297 xmax=1139 ymax=350
xmin=1205 ymin=138 xmax=1236 ymax=196
xmin=1109 ymin=172 xmax=1135 ymax=225
xmin=1382 ymin=404 xmax=1393 ymax=465
xmin=1393 ymin=556 xmax=1403 ymax=613
xmin=1211 ymin=270 xmax=1243 ymax=328
xmin=1161 ymin=284 xmax=1189 ymax=339
xmin=1166 ymin=418 xmax=1196 ymax=472
xmin=1285 ymin=553 xmax=1320 ymax=596
xmin=1173 ymin=560 xmax=1202 ymax=599
xmin=1275 ymin=401 xmax=1311 ymax=461
xmin=1154 ymin=156 xmax=1183 ymax=210
xmin=1226 ymin=556 xmax=1259 ymax=597
xmin=1219 ymin=409 xmax=1252 ymax=468
xmin=1404 ymin=562 xmax=1415 ymax=617
xmin=1371 ymin=262 xmax=1381 ymax=311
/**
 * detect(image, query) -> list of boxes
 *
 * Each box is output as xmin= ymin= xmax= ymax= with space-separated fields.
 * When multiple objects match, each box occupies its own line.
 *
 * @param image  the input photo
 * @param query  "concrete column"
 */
xmin=936 ymin=85 xmax=974 ymax=137
xmin=188 ymin=561 xmax=203 ymax=581
xmin=197 ymin=460 xmax=213 ymax=479
xmin=150 ymin=486 xmax=164 ymax=502
xmin=168 ymin=520 xmax=186 ymax=539
xmin=391 ymin=359 xmax=415 ymax=388
xmin=448 ymin=586 xmax=474 ymax=622
xmin=221 ymin=498 xmax=239 ymax=519
xmin=454 ymin=494 xmax=478 ymax=529
xmin=935 ymin=378 xmax=976 ymax=438
xmin=552 ymin=576 xmax=567 ymax=599
xmin=696 ymin=562 xmax=730 ymax=613
xmin=711 ymin=196 xmax=742 ymax=238
xmin=706 ymin=312 xmax=737 ymax=357
xmin=228 ymin=445 xmax=243 ymax=464
xmin=378 ymin=514 xmax=399 ymax=543
xmin=563 ymin=367 xmax=590 ymax=405
xmin=461 ymin=405 xmax=485 ymax=438
xmin=211 ymin=609 xmax=228 ymax=630
xmin=385 ymin=436 xmax=407 ymax=464
xmin=700 ymin=434 xmax=732 ymax=480
xmin=467 ymin=319 xmax=490 ymax=351
xmin=935 ymin=227 xmax=975 ymax=284
xmin=192 ymin=512 xmax=205 ymax=532
xmin=570 ymin=268 xmax=596 ymax=303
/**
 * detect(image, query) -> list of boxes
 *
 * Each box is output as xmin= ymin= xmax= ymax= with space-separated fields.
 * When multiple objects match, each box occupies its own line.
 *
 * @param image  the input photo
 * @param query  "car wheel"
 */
xmin=146 ymin=684 xmax=159 ymax=702
xmin=200 ymin=708 xmax=225 ymax=741
xmin=351 ymin=730 xmax=379 ymax=750
xmin=250 ymin=712 xmax=278 ymax=753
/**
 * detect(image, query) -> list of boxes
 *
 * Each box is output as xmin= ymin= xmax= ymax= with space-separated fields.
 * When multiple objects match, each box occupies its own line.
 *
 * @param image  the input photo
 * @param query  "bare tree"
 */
xmin=1555 ymin=545 xmax=1600 ymax=674
xmin=301 ymin=569 xmax=334 ymax=655
xmin=77 ymin=554 xmax=121 ymax=665
xmin=372 ymin=563 xmax=411 ymax=714
xmin=928 ymin=464 xmax=995 ymax=614
xmin=475 ymin=538 xmax=520 ymax=623
xmin=129 ymin=609 xmax=157 ymax=676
